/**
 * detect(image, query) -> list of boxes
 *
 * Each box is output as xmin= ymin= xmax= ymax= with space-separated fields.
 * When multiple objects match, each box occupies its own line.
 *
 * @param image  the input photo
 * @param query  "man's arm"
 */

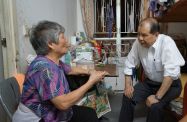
xmin=179 ymin=115 xmax=187 ymax=122
xmin=155 ymin=36 xmax=184 ymax=100
xmin=125 ymin=75 xmax=133 ymax=89
xmin=124 ymin=75 xmax=134 ymax=98
xmin=123 ymin=40 xmax=140 ymax=98
xmin=146 ymin=76 xmax=173 ymax=107
xmin=155 ymin=76 xmax=173 ymax=100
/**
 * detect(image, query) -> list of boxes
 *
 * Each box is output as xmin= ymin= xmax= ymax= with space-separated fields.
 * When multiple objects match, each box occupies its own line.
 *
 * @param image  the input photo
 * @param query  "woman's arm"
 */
xmin=68 ymin=66 xmax=92 ymax=75
xmin=51 ymin=70 xmax=107 ymax=110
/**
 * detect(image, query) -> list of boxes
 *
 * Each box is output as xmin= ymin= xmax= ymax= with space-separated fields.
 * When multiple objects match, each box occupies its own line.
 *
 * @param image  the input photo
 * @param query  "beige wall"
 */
xmin=15 ymin=0 xmax=77 ymax=73
xmin=168 ymin=22 xmax=187 ymax=41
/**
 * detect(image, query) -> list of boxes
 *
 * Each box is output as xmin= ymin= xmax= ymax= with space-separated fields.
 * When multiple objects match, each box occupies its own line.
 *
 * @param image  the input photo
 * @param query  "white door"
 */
xmin=0 ymin=0 xmax=5 ymax=80
xmin=0 ymin=29 xmax=4 ymax=81
xmin=0 ymin=0 xmax=18 ymax=79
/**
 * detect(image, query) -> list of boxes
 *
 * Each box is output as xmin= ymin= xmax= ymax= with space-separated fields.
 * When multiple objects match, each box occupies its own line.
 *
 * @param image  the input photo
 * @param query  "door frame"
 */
xmin=0 ymin=0 xmax=18 ymax=78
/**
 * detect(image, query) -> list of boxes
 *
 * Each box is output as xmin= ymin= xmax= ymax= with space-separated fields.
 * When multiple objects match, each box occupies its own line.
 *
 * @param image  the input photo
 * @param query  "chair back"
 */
xmin=14 ymin=74 xmax=25 ymax=93
xmin=0 ymin=77 xmax=21 ymax=120
xmin=183 ymin=81 xmax=187 ymax=116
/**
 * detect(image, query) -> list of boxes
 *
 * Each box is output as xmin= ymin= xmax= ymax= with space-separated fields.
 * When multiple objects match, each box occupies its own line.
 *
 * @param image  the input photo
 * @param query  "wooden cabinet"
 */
xmin=155 ymin=1 xmax=187 ymax=120
xmin=157 ymin=0 xmax=187 ymax=22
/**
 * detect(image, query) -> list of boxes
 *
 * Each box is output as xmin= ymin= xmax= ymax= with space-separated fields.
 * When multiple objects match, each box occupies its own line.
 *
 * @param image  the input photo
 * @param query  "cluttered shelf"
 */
xmin=156 ymin=0 xmax=187 ymax=22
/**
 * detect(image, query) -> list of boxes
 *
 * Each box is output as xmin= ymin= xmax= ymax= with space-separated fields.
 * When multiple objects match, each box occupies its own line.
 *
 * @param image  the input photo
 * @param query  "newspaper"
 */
xmin=77 ymin=91 xmax=111 ymax=118
xmin=170 ymin=97 xmax=183 ymax=115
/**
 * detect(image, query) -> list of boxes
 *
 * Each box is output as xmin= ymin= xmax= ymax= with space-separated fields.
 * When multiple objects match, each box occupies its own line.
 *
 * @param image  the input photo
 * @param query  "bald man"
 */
xmin=119 ymin=18 xmax=185 ymax=122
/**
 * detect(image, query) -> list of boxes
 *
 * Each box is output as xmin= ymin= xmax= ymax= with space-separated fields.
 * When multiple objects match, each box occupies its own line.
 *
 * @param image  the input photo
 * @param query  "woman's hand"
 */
xmin=87 ymin=69 xmax=96 ymax=75
xmin=87 ymin=71 xmax=108 ymax=85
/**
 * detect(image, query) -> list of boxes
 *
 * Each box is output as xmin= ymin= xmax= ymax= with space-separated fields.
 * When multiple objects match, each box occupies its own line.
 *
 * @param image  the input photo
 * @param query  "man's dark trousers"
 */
xmin=118 ymin=78 xmax=182 ymax=122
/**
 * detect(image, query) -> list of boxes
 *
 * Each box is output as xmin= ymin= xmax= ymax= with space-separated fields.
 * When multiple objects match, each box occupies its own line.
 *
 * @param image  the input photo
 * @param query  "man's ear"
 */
xmin=155 ymin=32 xmax=159 ymax=37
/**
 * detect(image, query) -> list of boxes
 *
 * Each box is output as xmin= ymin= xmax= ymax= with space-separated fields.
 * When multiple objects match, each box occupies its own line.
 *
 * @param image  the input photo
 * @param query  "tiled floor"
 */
xmin=100 ymin=93 xmax=146 ymax=122
xmin=100 ymin=93 xmax=178 ymax=122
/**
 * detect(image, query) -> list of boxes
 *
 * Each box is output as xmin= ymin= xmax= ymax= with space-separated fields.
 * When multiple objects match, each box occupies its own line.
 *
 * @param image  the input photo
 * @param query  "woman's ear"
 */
xmin=47 ymin=42 xmax=54 ymax=49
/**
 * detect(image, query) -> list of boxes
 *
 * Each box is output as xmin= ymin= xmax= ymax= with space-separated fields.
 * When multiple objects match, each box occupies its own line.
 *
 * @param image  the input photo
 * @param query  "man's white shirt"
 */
xmin=124 ymin=34 xmax=185 ymax=82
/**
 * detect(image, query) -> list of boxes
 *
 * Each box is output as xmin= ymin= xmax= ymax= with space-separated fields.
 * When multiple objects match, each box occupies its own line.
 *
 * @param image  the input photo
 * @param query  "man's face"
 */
xmin=137 ymin=23 xmax=158 ymax=48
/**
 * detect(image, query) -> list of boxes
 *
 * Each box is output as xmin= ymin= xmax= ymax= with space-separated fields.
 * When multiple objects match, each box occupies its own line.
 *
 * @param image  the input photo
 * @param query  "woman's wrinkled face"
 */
xmin=49 ymin=33 xmax=70 ymax=56
xmin=137 ymin=23 xmax=158 ymax=48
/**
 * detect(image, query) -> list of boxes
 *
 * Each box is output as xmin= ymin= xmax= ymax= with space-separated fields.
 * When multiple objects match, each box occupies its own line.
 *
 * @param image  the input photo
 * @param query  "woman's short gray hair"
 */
xmin=29 ymin=20 xmax=65 ymax=55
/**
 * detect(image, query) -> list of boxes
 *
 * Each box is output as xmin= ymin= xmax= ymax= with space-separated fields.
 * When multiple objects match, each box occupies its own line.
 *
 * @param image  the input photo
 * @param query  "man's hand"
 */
xmin=124 ymin=75 xmax=134 ymax=98
xmin=146 ymin=95 xmax=159 ymax=107
xmin=124 ymin=85 xmax=134 ymax=99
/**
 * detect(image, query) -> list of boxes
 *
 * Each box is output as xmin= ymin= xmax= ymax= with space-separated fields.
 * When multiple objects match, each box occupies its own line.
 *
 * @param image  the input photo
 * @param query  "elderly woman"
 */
xmin=13 ymin=21 xmax=108 ymax=122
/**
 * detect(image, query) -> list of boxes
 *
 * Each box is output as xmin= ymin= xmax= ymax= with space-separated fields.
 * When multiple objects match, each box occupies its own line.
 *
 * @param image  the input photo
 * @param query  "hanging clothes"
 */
xmin=101 ymin=0 xmax=105 ymax=32
xmin=96 ymin=1 xmax=100 ymax=32
xmin=95 ymin=0 xmax=147 ymax=35
xmin=129 ymin=0 xmax=135 ymax=32
xmin=159 ymin=0 xmax=168 ymax=2
xmin=106 ymin=1 xmax=114 ymax=38
xmin=126 ymin=0 xmax=136 ymax=32
xmin=149 ymin=0 xmax=174 ymax=17
xmin=149 ymin=0 xmax=158 ymax=12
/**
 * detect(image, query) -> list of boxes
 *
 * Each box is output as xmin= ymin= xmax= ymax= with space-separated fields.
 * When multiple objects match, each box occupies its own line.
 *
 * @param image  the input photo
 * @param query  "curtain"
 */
xmin=140 ymin=0 xmax=150 ymax=20
xmin=80 ymin=0 xmax=94 ymax=40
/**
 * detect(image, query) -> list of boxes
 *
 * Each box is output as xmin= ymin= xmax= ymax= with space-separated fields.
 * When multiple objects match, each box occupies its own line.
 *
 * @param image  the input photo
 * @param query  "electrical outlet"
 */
xmin=23 ymin=24 xmax=30 ymax=37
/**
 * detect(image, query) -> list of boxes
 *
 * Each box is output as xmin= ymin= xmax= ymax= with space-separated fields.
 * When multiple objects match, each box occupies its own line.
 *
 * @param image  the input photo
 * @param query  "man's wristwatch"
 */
xmin=155 ymin=95 xmax=161 ymax=101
